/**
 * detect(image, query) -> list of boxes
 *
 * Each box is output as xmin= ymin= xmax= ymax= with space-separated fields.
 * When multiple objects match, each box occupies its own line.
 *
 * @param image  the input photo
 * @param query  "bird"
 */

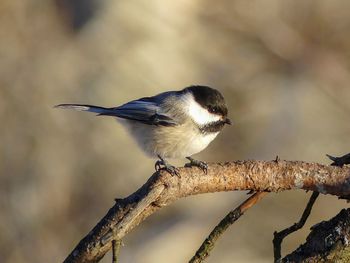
xmin=55 ymin=85 xmax=231 ymax=176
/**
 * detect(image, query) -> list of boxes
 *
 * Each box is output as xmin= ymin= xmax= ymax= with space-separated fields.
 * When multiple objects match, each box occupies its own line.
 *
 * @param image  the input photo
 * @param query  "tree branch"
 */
xmin=189 ymin=191 xmax=268 ymax=263
xmin=283 ymin=208 xmax=350 ymax=262
xmin=112 ymin=239 xmax=122 ymax=263
xmin=63 ymin=160 xmax=350 ymax=263
xmin=273 ymin=191 xmax=320 ymax=262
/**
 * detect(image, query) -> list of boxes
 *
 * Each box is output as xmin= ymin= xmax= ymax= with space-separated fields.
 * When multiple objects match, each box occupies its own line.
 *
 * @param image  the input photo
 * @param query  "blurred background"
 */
xmin=1 ymin=0 xmax=350 ymax=262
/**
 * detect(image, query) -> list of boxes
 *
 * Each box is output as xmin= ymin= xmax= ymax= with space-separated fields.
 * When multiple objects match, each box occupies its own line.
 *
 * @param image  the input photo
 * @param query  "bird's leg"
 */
xmin=155 ymin=155 xmax=180 ymax=177
xmin=185 ymin=157 xmax=208 ymax=174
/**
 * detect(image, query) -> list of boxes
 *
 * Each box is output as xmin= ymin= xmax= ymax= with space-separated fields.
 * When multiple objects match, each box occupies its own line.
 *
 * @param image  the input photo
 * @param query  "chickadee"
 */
xmin=56 ymin=85 xmax=231 ymax=176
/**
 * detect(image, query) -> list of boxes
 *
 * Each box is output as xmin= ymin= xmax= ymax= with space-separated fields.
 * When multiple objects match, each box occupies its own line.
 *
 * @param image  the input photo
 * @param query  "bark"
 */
xmin=283 ymin=208 xmax=350 ymax=262
xmin=63 ymin=160 xmax=350 ymax=263
xmin=274 ymin=192 xmax=320 ymax=262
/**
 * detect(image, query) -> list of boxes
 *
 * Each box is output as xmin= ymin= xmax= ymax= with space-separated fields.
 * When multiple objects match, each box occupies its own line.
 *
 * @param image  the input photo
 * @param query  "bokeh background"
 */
xmin=1 ymin=0 xmax=350 ymax=262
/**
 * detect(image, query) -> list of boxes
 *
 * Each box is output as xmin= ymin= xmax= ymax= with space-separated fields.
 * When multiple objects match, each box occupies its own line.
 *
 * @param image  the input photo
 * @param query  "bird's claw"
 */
xmin=165 ymin=165 xmax=180 ymax=177
xmin=185 ymin=157 xmax=208 ymax=174
xmin=155 ymin=160 xmax=162 ymax=172
xmin=155 ymin=157 xmax=180 ymax=177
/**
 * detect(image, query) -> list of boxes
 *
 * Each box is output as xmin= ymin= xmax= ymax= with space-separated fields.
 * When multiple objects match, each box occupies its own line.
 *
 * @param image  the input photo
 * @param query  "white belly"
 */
xmin=118 ymin=119 xmax=219 ymax=159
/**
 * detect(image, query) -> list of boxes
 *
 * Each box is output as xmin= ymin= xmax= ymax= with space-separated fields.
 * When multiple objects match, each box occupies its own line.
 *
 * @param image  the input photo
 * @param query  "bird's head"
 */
xmin=182 ymin=85 xmax=231 ymax=127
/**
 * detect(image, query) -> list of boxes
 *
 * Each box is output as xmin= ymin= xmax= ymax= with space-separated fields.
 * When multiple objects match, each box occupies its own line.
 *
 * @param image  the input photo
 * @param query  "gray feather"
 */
xmin=55 ymin=97 xmax=178 ymax=126
xmin=55 ymin=104 xmax=110 ymax=114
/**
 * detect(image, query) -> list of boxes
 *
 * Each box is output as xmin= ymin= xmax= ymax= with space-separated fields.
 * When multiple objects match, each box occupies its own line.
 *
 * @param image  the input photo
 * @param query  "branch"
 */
xmin=112 ymin=240 xmax=122 ymax=263
xmin=273 ymin=191 xmax=320 ymax=262
xmin=63 ymin=160 xmax=350 ymax=263
xmin=189 ymin=191 xmax=268 ymax=263
xmin=283 ymin=208 xmax=350 ymax=262
xmin=327 ymin=153 xmax=350 ymax=167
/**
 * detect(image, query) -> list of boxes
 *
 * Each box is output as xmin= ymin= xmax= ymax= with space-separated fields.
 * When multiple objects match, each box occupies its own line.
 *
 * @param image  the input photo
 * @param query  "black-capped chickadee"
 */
xmin=56 ymin=85 xmax=231 ymax=176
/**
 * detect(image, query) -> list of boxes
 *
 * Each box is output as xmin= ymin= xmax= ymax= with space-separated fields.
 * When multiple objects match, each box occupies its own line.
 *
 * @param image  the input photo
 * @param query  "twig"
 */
xmin=273 ymin=191 xmax=319 ymax=262
xmin=327 ymin=153 xmax=350 ymax=200
xmin=112 ymin=239 xmax=121 ymax=263
xmin=189 ymin=192 xmax=268 ymax=263
xmin=327 ymin=153 xmax=350 ymax=167
xmin=63 ymin=160 xmax=350 ymax=263
xmin=283 ymin=208 xmax=350 ymax=261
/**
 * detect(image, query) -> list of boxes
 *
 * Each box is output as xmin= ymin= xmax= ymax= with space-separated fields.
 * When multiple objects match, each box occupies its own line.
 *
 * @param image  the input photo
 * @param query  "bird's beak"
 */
xmin=224 ymin=118 xmax=232 ymax=125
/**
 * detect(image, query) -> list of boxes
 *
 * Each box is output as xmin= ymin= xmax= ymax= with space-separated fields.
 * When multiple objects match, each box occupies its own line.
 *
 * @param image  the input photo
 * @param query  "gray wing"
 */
xmin=55 ymin=91 xmax=180 ymax=126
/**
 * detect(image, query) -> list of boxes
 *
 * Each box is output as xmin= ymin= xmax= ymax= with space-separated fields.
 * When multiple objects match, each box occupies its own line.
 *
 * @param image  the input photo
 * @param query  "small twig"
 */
xmin=112 ymin=239 xmax=122 ymax=263
xmin=283 ymin=208 xmax=350 ymax=261
xmin=273 ymin=191 xmax=320 ymax=262
xmin=189 ymin=191 xmax=268 ymax=263
xmin=326 ymin=153 xmax=350 ymax=167
xmin=327 ymin=153 xmax=350 ymax=200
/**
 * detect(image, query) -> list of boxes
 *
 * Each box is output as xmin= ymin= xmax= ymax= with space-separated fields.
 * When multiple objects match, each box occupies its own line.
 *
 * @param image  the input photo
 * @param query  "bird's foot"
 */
xmin=155 ymin=156 xmax=180 ymax=177
xmin=185 ymin=157 xmax=208 ymax=174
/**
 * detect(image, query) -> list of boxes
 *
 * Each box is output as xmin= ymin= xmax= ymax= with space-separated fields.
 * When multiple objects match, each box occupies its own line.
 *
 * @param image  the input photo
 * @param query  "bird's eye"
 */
xmin=208 ymin=106 xmax=216 ymax=113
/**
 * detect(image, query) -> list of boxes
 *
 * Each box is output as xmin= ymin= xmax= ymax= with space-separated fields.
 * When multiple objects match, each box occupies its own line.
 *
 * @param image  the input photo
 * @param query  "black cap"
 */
xmin=182 ymin=85 xmax=228 ymax=117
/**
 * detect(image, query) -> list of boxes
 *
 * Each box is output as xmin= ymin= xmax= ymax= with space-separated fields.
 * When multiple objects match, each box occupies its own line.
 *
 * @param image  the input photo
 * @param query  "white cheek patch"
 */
xmin=187 ymin=95 xmax=221 ymax=125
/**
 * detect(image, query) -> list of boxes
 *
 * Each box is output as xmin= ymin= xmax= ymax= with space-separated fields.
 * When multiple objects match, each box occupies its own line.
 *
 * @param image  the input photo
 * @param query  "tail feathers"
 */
xmin=55 ymin=104 xmax=111 ymax=115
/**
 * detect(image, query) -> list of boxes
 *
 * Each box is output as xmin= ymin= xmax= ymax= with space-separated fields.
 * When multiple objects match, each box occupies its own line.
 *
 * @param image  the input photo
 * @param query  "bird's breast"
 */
xmin=118 ymin=119 xmax=219 ymax=159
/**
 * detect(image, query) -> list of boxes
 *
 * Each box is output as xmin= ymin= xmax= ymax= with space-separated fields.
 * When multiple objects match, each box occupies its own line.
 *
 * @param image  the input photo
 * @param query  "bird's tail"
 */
xmin=55 ymin=104 xmax=113 ymax=115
